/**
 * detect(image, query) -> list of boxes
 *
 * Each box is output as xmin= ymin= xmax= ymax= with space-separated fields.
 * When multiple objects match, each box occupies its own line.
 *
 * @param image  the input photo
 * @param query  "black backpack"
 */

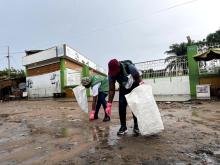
xmin=119 ymin=60 xmax=134 ymax=74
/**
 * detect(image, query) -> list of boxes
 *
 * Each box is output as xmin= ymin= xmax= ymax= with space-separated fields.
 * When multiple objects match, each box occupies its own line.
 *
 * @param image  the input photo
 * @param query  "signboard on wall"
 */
xmin=66 ymin=68 xmax=81 ymax=86
xmin=66 ymin=46 xmax=98 ymax=70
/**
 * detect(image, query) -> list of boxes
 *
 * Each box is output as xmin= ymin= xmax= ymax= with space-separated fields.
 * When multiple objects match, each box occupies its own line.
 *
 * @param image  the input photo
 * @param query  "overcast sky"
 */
xmin=0 ymin=0 xmax=219 ymax=70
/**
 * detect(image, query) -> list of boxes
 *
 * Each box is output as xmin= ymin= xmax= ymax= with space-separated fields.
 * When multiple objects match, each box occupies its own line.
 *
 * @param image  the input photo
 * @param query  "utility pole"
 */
xmin=6 ymin=46 xmax=10 ymax=78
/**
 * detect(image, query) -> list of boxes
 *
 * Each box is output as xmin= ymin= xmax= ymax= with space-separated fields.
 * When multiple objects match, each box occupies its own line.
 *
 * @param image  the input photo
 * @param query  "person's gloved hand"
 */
xmin=106 ymin=102 xmax=112 ymax=116
xmin=139 ymin=81 xmax=144 ymax=85
xmin=89 ymin=110 xmax=95 ymax=120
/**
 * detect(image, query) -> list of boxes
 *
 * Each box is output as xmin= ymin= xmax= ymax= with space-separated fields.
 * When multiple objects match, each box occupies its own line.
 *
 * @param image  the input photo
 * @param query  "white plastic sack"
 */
xmin=125 ymin=84 xmax=164 ymax=135
xmin=73 ymin=85 xmax=88 ymax=113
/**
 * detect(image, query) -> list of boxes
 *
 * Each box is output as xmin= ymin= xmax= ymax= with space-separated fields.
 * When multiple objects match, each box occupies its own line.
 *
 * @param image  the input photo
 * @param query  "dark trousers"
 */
xmin=119 ymin=84 xmax=138 ymax=127
xmin=95 ymin=92 xmax=108 ymax=117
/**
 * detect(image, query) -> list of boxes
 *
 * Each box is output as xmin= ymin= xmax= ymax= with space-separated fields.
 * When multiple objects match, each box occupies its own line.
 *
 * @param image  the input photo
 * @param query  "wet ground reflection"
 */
xmin=91 ymin=125 xmax=120 ymax=146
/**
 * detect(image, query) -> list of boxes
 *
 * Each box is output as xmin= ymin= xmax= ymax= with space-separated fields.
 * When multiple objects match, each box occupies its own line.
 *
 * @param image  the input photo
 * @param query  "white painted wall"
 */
xmin=112 ymin=76 xmax=191 ymax=101
xmin=143 ymin=76 xmax=190 ymax=95
xmin=26 ymin=71 xmax=61 ymax=97
xmin=23 ymin=47 xmax=58 ymax=66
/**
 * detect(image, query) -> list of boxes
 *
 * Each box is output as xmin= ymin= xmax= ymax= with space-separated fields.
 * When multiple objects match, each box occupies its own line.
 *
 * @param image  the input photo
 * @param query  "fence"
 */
xmin=135 ymin=56 xmax=188 ymax=79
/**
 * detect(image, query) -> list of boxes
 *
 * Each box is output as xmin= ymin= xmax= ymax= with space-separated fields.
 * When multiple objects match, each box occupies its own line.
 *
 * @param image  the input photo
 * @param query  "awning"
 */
xmin=194 ymin=48 xmax=220 ymax=61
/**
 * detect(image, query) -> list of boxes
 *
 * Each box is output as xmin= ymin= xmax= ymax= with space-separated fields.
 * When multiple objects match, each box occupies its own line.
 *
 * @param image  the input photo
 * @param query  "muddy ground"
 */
xmin=0 ymin=99 xmax=220 ymax=165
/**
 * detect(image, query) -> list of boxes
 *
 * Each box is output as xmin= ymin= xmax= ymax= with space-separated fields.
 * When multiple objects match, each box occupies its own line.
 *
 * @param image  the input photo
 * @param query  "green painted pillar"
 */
xmin=24 ymin=67 xmax=28 ymax=77
xmin=82 ymin=65 xmax=90 ymax=96
xmin=187 ymin=45 xmax=199 ymax=98
xmin=60 ymin=58 xmax=66 ymax=93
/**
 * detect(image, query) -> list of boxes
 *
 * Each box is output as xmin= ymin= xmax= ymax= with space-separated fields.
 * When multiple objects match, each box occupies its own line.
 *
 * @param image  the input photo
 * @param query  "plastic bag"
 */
xmin=73 ymin=85 xmax=88 ymax=113
xmin=125 ymin=84 xmax=164 ymax=135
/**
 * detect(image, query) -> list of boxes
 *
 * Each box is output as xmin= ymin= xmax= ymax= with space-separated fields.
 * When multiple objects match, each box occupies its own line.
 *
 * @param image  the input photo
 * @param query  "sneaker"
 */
xmin=103 ymin=115 xmax=110 ymax=122
xmin=94 ymin=112 xmax=99 ymax=120
xmin=133 ymin=124 xmax=140 ymax=135
xmin=117 ymin=126 xmax=128 ymax=135
xmin=94 ymin=114 xmax=99 ymax=119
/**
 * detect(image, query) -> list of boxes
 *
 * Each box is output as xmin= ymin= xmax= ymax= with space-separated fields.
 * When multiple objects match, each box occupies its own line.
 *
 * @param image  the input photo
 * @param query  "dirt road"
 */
xmin=0 ymin=99 xmax=220 ymax=165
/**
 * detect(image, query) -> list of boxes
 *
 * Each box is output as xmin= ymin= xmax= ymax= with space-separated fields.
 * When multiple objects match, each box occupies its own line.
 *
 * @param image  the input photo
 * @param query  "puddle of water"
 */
xmin=107 ymin=126 xmax=121 ymax=146
xmin=89 ymin=122 xmax=163 ymax=148
xmin=89 ymin=125 xmax=121 ymax=146
xmin=92 ymin=124 xmax=147 ymax=141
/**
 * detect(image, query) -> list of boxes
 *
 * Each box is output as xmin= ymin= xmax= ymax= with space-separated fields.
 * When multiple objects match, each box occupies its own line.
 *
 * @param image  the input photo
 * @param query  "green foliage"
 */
xmin=165 ymin=42 xmax=189 ymax=56
xmin=166 ymin=28 xmax=220 ymax=56
xmin=0 ymin=68 xmax=25 ymax=79
xmin=206 ymin=29 xmax=220 ymax=44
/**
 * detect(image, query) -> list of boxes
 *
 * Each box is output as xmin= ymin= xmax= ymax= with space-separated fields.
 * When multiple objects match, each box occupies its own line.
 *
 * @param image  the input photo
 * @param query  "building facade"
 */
xmin=23 ymin=44 xmax=106 ymax=98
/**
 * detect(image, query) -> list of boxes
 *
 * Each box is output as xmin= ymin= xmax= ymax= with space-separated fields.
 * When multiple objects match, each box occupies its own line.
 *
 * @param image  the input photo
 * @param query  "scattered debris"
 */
xmin=35 ymin=147 xmax=42 ymax=150
xmin=165 ymin=101 xmax=171 ymax=104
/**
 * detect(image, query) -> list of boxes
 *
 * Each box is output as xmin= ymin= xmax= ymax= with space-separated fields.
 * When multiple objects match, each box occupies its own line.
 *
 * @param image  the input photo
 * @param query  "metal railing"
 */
xmin=135 ymin=56 xmax=188 ymax=79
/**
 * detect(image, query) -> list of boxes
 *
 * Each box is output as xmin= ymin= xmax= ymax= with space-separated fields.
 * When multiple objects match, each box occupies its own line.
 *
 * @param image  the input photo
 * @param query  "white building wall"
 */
xmin=22 ymin=47 xmax=58 ymax=66
xmin=143 ymin=76 xmax=190 ymax=95
xmin=26 ymin=71 xmax=61 ymax=97
xmin=113 ymin=76 xmax=190 ymax=102
xmin=142 ymin=76 xmax=191 ymax=101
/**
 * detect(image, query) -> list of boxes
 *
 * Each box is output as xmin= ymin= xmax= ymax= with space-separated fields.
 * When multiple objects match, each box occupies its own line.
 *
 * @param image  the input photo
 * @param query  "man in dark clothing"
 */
xmin=106 ymin=59 xmax=143 ymax=135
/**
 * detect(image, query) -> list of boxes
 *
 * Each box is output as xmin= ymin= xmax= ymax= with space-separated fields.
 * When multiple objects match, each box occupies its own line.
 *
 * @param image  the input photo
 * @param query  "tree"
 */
xmin=164 ymin=28 xmax=220 ymax=76
xmin=0 ymin=68 xmax=25 ymax=79
xmin=166 ymin=28 xmax=220 ymax=56
xmin=165 ymin=42 xmax=189 ymax=56
xmin=195 ymin=28 xmax=220 ymax=50
xmin=206 ymin=28 xmax=220 ymax=44
xmin=165 ymin=43 xmax=189 ymax=75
